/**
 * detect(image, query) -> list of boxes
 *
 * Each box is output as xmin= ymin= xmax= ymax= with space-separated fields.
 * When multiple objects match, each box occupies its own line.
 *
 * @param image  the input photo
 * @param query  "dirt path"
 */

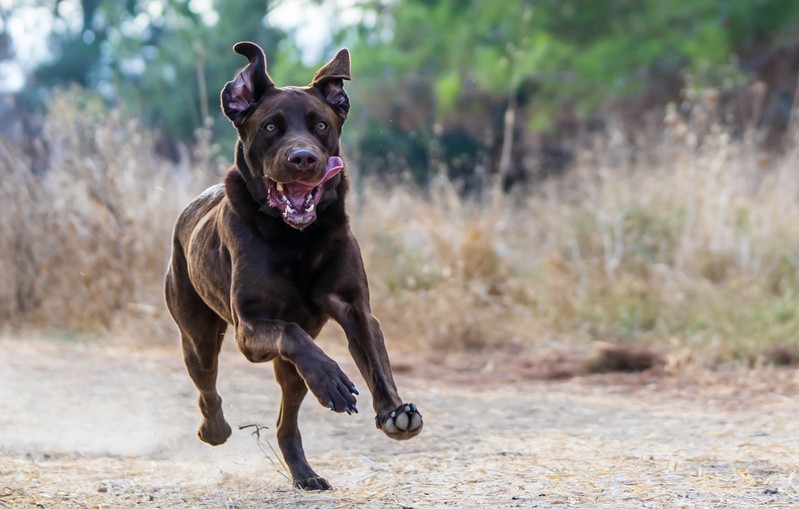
xmin=1 ymin=338 xmax=798 ymax=509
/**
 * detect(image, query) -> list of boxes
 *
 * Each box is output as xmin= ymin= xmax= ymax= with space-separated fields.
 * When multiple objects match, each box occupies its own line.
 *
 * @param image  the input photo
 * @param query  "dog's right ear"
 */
xmin=221 ymin=42 xmax=275 ymax=124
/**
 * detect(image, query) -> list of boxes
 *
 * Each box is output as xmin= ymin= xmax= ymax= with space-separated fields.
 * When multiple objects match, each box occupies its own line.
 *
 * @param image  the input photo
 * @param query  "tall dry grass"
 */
xmin=2 ymin=90 xmax=798 ymax=363
xmin=354 ymin=102 xmax=799 ymax=363
xmin=0 ymin=90 xmax=222 ymax=341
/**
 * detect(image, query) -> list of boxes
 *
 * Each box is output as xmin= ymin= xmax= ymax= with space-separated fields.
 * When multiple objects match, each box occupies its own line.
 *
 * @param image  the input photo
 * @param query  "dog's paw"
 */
xmin=295 ymin=476 xmax=332 ymax=491
xmin=299 ymin=358 xmax=359 ymax=415
xmin=197 ymin=416 xmax=232 ymax=446
xmin=376 ymin=403 xmax=423 ymax=440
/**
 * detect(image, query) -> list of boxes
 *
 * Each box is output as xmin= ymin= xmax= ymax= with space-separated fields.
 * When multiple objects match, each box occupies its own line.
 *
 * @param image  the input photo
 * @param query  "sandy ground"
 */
xmin=1 ymin=337 xmax=798 ymax=509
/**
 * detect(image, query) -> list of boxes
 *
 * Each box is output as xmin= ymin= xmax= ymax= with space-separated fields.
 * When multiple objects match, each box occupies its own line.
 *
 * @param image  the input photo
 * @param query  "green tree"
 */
xmin=22 ymin=0 xmax=799 ymax=181
xmin=32 ymin=0 xmax=289 ymax=144
xmin=338 ymin=0 xmax=799 ymax=185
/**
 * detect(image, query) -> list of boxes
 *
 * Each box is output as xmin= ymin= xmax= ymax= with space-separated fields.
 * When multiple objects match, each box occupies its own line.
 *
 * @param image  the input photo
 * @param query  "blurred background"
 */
xmin=2 ymin=0 xmax=799 ymax=367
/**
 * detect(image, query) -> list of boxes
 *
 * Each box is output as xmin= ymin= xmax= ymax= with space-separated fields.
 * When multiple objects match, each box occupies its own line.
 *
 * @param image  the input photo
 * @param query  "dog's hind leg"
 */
xmin=273 ymin=358 xmax=332 ymax=490
xmin=166 ymin=254 xmax=231 ymax=446
xmin=180 ymin=318 xmax=230 ymax=445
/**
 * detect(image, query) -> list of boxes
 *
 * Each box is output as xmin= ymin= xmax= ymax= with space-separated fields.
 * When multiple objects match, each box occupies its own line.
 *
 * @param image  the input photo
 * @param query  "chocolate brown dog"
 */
xmin=165 ymin=42 xmax=422 ymax=490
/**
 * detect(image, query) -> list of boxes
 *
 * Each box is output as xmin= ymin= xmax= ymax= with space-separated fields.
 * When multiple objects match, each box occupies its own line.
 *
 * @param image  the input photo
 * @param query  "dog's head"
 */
xmin=221 ymin=42 xmax=350 ymax=229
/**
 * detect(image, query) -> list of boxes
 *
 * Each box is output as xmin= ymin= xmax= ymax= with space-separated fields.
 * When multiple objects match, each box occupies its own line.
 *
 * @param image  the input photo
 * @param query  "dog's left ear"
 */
xmin=310 ymin=48 xmax=351 ymax=119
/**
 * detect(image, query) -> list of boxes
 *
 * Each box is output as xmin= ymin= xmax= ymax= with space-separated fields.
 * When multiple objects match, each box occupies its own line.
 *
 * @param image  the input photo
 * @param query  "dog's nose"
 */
xmin=288 ymin=149 xmax=318 ymax=172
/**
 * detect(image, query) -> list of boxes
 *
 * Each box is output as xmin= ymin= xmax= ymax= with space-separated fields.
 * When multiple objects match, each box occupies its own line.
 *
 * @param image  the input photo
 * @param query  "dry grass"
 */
xmin=0 ymin=90 xmax=221 ymax=342
xmin=354 ymin=102 xmax=799 ymax=363
xmin=2 ymin=89 xmax=799 ymax=363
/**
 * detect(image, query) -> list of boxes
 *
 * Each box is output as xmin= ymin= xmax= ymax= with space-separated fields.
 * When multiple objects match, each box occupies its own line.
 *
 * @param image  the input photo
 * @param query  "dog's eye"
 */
xmin=316 ymin=121 xmax=327 ymax=131
xmin=264 ymin=122 xmax=277 ymax=132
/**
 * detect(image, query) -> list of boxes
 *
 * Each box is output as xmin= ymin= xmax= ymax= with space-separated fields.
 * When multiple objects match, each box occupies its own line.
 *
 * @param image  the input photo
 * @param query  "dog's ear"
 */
xmin=310 ymin=48 xmax=351 ymax=119
xmin=221 ymin=42 xmax=275 ymax=123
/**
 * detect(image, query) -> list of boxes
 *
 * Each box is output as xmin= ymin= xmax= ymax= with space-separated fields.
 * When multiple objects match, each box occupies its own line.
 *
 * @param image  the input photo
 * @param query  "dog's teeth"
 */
xmin=276 ymin=182 xmax=284 ymax=193
xmin=307 ymin=203 xmax=314 ymax=212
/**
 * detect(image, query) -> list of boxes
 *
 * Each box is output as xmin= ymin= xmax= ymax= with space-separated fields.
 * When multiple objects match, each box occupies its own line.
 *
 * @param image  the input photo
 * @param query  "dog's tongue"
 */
xmin=283 ymin=156 xmax=344 ymax=209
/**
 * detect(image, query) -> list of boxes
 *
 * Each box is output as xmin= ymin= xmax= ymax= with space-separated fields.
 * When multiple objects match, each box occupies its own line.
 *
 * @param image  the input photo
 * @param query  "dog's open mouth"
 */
xmin=266 ymin=156 xmax=344 ymax=229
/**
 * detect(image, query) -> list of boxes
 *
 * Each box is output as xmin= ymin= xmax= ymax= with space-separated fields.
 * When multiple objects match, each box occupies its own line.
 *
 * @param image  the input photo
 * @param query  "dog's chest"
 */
xmin=268 ymin=244 xmax=325 ymax=292
xmin=264 ymin=254 xmax=327 ymax=329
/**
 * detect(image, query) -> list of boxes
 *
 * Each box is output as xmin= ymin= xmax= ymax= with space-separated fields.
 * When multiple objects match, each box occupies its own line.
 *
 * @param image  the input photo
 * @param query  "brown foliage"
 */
xmin=2 ymin=90 xmax=799 ymax=364
xmin=0 ymin=91 xmax=219 ymax=341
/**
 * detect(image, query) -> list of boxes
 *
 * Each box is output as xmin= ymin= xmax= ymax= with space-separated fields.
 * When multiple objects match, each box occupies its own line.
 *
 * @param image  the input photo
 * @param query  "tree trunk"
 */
xmin=497 ymin=89 xmax=517 ymax=187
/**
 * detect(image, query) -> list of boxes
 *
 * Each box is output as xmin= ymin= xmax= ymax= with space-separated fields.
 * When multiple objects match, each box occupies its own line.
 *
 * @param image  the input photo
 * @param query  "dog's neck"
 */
xmin=224 ymin=141 xmax=349 ymax=236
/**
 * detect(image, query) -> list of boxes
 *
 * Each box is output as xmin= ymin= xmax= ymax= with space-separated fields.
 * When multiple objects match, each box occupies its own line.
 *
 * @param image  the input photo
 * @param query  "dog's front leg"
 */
xmin=273 ymin=357 xmax=333 ymax=490
xmin=322 ymin=294 xmax=423 ymax=440
xmin=233 ymin=315 xmax=359 ymax=414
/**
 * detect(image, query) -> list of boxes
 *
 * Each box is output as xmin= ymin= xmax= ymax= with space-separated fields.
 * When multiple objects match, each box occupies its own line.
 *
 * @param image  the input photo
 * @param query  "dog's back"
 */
xmin=174 ymin=184 xmax=225 ymax=244
xmin=165 ymin=183 xmax=232 ymax=324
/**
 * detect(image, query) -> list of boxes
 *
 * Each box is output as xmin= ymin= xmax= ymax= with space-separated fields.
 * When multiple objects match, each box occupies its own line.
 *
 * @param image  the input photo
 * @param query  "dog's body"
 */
xmin=165 ymin=42 xmax=422 ymax=490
